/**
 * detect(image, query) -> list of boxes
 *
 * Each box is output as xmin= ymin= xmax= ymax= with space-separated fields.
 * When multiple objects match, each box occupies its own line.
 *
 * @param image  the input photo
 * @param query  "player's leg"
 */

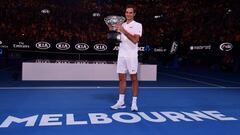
xmin=127 ymin=57 xmax=139 ymax=111
xmin=111 ymin=57 xmax=127 ymax=109
xmin=130 ymin=73 xmax=138 ymax=111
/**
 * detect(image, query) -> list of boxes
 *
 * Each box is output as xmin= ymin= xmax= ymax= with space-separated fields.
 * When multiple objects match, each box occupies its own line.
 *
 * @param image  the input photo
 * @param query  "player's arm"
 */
xmin=116 ymin=25 xmax=140 ymax=44
xmin=123 ymin=31 xmax=140 ymax=44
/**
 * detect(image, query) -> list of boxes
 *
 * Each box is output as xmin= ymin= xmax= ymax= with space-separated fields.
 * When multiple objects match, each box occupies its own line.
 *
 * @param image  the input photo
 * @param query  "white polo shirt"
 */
xmin=118 ymin=20 xmax=142 ymax=58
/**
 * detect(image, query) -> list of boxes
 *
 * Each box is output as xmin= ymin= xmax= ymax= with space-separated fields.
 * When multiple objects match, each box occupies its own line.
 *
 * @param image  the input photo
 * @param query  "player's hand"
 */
xmin=107 ymin=25 xmax=114 ymax=31
xmin=115 ymin=24 xmax=124 ymax=33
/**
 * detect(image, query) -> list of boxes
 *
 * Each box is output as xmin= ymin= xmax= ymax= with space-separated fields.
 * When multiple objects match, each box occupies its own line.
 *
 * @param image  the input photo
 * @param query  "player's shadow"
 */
xmin=93 ymin=93 xmax=116 ymax=102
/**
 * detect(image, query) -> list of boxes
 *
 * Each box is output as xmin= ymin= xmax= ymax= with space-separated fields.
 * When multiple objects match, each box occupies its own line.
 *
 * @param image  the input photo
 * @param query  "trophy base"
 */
xmin=107 ymin=31 xmax=121 ymax=43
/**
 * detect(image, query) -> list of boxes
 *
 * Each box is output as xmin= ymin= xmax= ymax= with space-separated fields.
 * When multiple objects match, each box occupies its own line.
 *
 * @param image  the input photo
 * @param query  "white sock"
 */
xmin=132 ymin=96 xmax=137 ymax=106
xmin=118 ymin=94 xmax=125 ymax=103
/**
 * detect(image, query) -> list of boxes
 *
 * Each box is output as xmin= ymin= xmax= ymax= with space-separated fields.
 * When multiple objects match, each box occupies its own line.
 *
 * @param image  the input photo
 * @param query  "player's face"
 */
xmin=125 ymin=8 xmax=135 ymax=21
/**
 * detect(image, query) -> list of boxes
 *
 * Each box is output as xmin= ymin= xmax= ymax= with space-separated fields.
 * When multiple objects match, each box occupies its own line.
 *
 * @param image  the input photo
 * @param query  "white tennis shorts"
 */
xmin=117 ymin=57 xmax=138 ymax=74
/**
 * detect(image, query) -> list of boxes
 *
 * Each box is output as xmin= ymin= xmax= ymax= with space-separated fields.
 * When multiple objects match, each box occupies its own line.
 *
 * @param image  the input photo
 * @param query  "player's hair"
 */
xmin=126 ymin=4 xmax=137 ymax=13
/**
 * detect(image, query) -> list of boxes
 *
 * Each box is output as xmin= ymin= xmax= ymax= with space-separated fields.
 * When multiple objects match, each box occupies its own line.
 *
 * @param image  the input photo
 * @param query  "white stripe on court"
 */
xmin=159 ymin=72 xmax=225 ymax=88
xmin=0 ymin=86 xmax=240 ymax=90
xmin=165 ymin=70 xmax=240 ymax=84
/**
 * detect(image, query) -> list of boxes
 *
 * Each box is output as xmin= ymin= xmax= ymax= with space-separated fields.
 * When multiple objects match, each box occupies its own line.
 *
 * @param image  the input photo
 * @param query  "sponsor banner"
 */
xmin=56 ymin=42 xmax=70 ymax=50
xmin=2 ymin=40 xmax=238 ymax=54
xmin=144 ymin=45 xmax=153 ymax=52
xmin=94 ymin=44 xmax=107 ymax=51
xmin=190 ymin=45 xmax=211 ymax=50
xmin=75 ymin=43 xmax=89 ymax=51
xmin=112 ymin=45 xmax=159 ymax=53
xmin=112 ymin=46 xmax=147 ymax=51
xmin=113 ymin=46 xmax=119 ymax=51
xmin=154 ymin=47 xmax=167 ymax=53
xmin=33 ymin=59 xmax=112 ymax=64
xmin=13 ymin=42 xmax=30 ymax=49
xmin=0 ymin=40 xmax=9 ymax=49
xmin=170 ymin=41 xmax=178 ymax=54
xmin=219 ymin=42 xmax=233 ymax=52
xmin=35 ymin=41 xmax=51 ymax=50
xmin=0 ymin=41 xmax=168 ymax=54
xmin=138 ymin=46 xmax=145 ymax=52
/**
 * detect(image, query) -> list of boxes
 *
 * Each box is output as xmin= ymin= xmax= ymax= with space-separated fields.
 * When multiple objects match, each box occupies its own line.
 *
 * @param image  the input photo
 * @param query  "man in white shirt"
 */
xmin=110 ymin=4 xmax=142 ymax=111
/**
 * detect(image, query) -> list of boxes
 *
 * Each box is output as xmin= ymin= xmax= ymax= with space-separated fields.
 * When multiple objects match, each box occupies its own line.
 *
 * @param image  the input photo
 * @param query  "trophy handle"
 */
xmin=120 ymin=17 xmax=125 ymax=23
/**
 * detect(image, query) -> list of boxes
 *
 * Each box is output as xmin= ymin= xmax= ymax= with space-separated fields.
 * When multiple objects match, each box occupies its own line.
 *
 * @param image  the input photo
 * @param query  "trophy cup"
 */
xmin=104 ymin=15 xmax=125 ymax=42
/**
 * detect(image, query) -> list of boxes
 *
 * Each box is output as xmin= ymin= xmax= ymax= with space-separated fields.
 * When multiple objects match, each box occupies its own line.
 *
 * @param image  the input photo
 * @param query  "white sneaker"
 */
xmin=110 ymin=101 xmax=126 ymax=110
xmin=131 ymin=104 xmax=138 ymax=112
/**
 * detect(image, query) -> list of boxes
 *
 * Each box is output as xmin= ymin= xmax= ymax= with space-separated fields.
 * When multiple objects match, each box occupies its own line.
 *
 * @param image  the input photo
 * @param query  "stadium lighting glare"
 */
xmin=225 ymin=9 xmax=232 ymax=15
xmin=92 ymin=12 xmax=101 ymax=17
xmin=41 ymin=9 xmax=50 ymax=14
xmin=154 ymin=14 xmax=163 ymax=19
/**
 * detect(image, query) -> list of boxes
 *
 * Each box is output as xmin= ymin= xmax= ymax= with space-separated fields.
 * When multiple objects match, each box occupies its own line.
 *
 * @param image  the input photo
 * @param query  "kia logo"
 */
xmin=75 ymin=43 xmax=89 ymax=51
xmin=219 ymin=42 xmax=233 ymax=51
xmin=36 ymin=42 xmax=51 ymax=50
xmin=56 ymin=42 xmax=70 ymax=50
xmin=94 ymin=44 xmax=107 ymax=51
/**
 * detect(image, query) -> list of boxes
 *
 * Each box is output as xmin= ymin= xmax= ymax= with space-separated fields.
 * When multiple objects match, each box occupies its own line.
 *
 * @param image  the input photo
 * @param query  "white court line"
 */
xmin=0 ymin=86 xmax=240 ymax=90
xmin=159 ymin=72 xmax=225 ymax=88
xmin=165 ymin=70 xmax=240 ymax=84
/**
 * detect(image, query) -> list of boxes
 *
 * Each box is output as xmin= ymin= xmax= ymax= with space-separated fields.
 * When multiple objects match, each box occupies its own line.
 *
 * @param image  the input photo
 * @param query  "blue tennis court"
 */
xmin=0 ymin=66 xmax=240 ymax=135
xmin=1 ymin=0 xmax=240 ymax=134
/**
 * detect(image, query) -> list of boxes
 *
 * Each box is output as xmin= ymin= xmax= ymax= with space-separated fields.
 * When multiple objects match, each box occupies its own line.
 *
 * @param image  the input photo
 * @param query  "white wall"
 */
xmin=22 ymin=62 xmax=157 ymax=81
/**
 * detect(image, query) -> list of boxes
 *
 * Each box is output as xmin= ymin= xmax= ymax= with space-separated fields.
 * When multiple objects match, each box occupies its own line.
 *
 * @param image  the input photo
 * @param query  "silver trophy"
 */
xmin=104 ymin=15 xmax=125 ymax=42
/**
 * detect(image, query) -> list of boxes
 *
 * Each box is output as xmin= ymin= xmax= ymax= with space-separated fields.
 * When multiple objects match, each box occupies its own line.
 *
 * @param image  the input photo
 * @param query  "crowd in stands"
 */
xmin=1 ymin=0 xmax=239 ymax=44
xmin=0 ymin=0 xmax=239 ymax=71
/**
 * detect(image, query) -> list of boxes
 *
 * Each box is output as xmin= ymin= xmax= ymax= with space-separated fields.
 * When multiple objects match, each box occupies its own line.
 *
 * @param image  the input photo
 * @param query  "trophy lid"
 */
xmin=104 ymin=15 xmax=125 ymax=25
